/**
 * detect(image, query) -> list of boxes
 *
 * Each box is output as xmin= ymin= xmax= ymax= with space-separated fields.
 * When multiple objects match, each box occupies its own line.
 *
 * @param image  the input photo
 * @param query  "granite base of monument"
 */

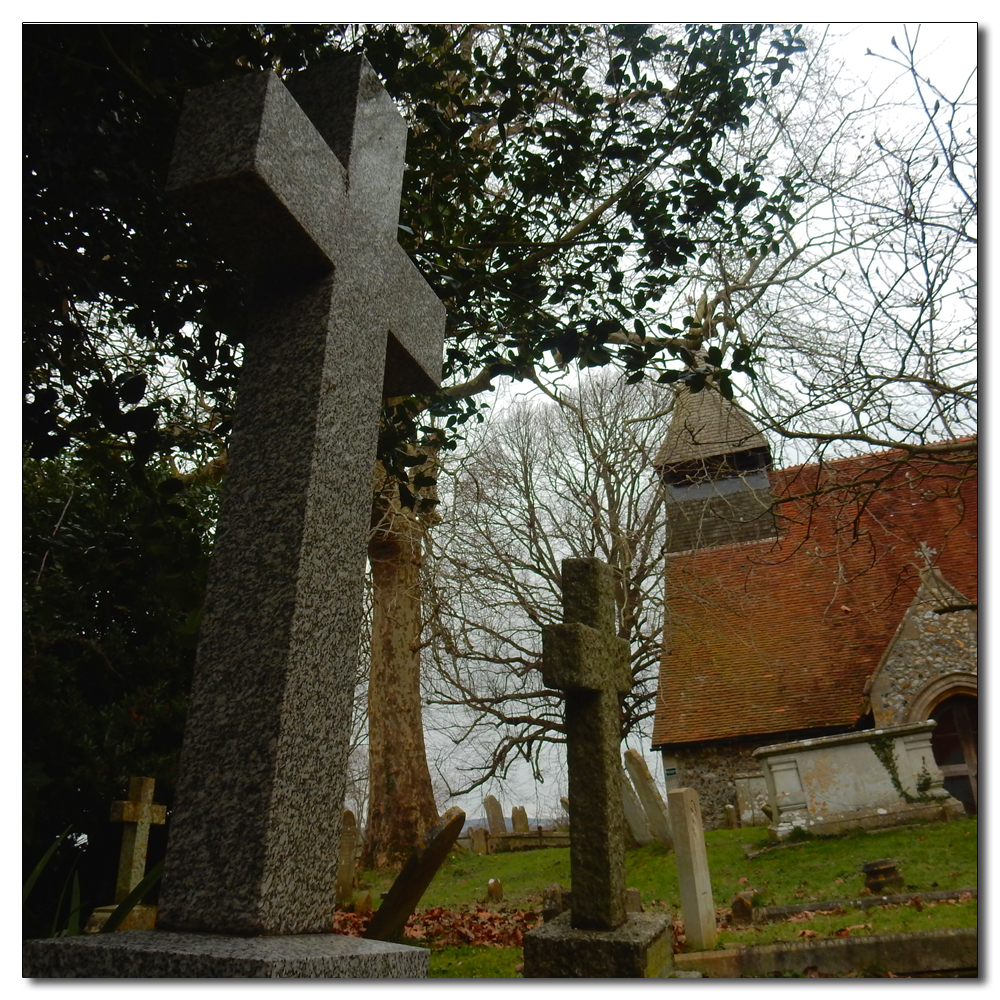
xmin=23 ymin=930 xmax=428 ymax=978
xmin=522 ymin=912 xmax=673 ymax=978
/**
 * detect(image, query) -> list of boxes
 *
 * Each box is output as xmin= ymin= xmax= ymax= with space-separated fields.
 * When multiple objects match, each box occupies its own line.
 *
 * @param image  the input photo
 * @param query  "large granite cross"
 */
xmin=540 ymin=558 xmax=631 ymax=931
xmin=157 ymin=56 xmax=444 ymax=937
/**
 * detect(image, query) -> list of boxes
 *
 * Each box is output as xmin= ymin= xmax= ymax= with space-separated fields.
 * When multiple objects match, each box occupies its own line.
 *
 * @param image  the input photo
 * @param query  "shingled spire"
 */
xmin=654 ymin=386 xmax=777 ymax=553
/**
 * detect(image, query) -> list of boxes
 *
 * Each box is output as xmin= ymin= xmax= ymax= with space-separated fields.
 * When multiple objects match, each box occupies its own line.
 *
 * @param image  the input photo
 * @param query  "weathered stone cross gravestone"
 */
xmin=540 ymin=558 xmax=631 ymax=930
xmin=112 ymin=777 xmax=166 ymax=906
xmin=84 ymin=777 xmax=166 ymax=933
xmin=24 ymin=55 xmax=443 ymax=979
xmin=522 ymin=559 xmax=672 ymax=977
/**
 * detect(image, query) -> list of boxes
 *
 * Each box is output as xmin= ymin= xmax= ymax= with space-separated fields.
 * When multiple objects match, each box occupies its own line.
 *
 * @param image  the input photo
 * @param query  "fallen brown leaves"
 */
xmin=331 ymin=906 xmax=542 ymax=948
xmin=787 ymin=907 xmax=846 ymax=922
xmin=832 ymin=924 xmax=873 ymax=937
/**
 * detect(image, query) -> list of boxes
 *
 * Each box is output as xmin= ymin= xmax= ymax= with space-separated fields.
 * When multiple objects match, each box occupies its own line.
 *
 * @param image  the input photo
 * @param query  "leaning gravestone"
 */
xmin=668 ymin=788 xmax=716 ymax=951
xmin=23 ymin=55 xmax=443 ymax=979
xmin=624 ymin=749 xmax=673 ymax=847
xmin=483 ymin=795 xmax=507 ymax=836
xmin=522 ymin=559 xmax=672 ymax=978
xmin=621 ymin=769 xmax=654 ymax=847
xmin=363 ymin=809 xmax=465 ymax=943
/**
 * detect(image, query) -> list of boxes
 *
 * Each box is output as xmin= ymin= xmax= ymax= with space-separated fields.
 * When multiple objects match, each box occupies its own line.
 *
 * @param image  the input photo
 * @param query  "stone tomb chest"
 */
xmin=753 ymin=721 xmax=963 ymax=841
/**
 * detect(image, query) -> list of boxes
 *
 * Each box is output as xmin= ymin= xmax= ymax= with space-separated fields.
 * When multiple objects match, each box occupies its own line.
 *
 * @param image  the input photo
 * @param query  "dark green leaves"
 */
xmin=24 ymin=23 xmax=807 ymax=475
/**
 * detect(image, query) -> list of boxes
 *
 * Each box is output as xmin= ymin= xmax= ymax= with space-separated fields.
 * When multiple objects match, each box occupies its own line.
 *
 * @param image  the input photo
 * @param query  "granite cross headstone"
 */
xmin=539 ymin=558 xmax=631 ymax=931
xmin=152 ymin=56 xmax=444 ymax=940
xmin=24 ymin=60 xmax=442 ymax=977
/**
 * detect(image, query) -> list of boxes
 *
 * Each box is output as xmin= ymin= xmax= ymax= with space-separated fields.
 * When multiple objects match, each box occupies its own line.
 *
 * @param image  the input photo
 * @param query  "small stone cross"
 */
xmin=157 ymin=57 xmax=444 ymax=937
xmin=540 ymin=558 xmax=631 ymax=930
xmin=110 ymin=777 xmax=166 ymax=903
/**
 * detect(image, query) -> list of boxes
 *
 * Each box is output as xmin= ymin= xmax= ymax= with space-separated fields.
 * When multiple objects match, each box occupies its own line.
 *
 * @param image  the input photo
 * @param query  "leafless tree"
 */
xmin=627 ymin=25 xmax=976 ymax=472
xmin=420 ymin=372 xmax=674 ymax=795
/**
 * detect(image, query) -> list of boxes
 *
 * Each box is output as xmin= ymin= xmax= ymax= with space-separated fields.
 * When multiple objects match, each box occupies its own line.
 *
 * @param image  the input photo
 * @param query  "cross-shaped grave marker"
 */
xmin=157 ymin=56 xmax=445 ymax=938
xmin=111 ymin=777 xmax=167 ymax=904
xmin=540 ymin=558 xmax=631 ymax=931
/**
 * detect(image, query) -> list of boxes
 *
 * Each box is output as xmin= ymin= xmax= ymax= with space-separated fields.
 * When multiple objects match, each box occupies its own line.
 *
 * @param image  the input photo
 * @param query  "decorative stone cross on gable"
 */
xmin=111 ymin=777 xmax=167 ymax=903
xmin=157 ymin=56 xmax=444 ymax=937
xmin=540 ymin=558 xmax=631 ymax=930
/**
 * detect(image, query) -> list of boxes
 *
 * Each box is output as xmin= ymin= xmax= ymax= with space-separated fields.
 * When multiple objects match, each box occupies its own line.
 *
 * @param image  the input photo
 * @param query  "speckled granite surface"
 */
xmin=155 ymin=56 xmax=443 ymax=941
xmin=23 ymin=931 xmax=428 ymax=978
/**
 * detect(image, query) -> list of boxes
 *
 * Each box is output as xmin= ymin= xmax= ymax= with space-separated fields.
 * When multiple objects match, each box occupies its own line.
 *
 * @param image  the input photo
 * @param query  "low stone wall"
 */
xmin=490 ymin=831 xmax=571 ymax=853
xmin=673 ymin=926 xmax=977 ymax=978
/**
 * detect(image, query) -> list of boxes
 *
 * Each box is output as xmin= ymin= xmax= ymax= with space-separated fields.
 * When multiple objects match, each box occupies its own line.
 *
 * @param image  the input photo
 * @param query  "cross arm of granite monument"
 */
xmin=167 ymin=56 xmax=441 ymax=397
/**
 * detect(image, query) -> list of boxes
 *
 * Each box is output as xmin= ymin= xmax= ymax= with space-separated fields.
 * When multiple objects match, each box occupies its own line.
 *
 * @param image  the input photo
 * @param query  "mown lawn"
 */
xmin=351 ymin=814 xmax=977 ymax=977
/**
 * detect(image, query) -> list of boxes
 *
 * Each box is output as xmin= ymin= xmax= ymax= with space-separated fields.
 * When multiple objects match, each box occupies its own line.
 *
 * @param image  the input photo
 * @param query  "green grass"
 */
xmin=429 ymin=944 xmax=524 ymax=978
xmin=628 ymin=815 xmax=977 ymax=913
xmin=354 ymin=815 xmax=977 ymax=977
xmin=720 ymin=897 xmax=977 ymax=947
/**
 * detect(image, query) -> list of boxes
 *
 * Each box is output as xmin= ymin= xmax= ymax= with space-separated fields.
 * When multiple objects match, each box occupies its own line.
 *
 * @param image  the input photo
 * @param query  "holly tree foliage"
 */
xmin=24 ymin=23 xmax=805 ymax=483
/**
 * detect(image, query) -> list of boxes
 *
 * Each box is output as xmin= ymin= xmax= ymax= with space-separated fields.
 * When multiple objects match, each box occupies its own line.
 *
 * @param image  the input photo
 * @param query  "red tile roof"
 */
xmin=651 ymin=444 xmax=977 ymax=748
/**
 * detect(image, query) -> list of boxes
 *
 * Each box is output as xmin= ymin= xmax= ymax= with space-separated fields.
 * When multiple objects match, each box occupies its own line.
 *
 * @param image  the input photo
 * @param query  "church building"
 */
xmin=650 ymin=387 xmax=977 ymax=828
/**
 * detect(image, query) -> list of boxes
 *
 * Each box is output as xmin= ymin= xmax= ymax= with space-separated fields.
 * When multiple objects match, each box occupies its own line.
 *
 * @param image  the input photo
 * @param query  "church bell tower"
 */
xmin=654 ymin=386 xmax=777 ymax=553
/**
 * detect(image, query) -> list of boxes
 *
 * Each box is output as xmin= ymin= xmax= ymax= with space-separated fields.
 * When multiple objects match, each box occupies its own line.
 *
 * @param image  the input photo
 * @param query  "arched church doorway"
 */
xmin=930 ymin=694 xmax=977 ymax=814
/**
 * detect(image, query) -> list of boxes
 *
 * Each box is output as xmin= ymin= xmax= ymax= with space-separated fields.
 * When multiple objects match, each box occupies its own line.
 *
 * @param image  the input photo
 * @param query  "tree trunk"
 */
xmin=362 ymin=466 xmax=439 ymax=869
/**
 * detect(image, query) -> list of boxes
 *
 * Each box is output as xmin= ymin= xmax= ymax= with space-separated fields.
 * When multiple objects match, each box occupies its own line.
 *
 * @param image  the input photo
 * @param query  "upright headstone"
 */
xmin=621 ymin=769 xmax=654 ymax=847
xmin=541 ymin=884 xmax=569 ymax=922
xmin=470 ymin=827 xmax=489 ymax=855
xmin=723 ymin=804 xmax=738 ymax=829
xmin=483 ymin=795 xmax=506 ymax=836
xmin=24 ymin=56 xmax=443 ymax=979
xmin=624 ymin=749 xmax=673 ymax=847
xmin=667 ymin=788 xmax=716 ymax=951
xmin=523 ymin=559 xmax=672 ymax=978
xmin=84 ymin=777 xmax=166 ymax=933
xmin=336 ymin=810 xmax=359 ymax=906
xmin=511 ymin=806 xmax=530 ymax=834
